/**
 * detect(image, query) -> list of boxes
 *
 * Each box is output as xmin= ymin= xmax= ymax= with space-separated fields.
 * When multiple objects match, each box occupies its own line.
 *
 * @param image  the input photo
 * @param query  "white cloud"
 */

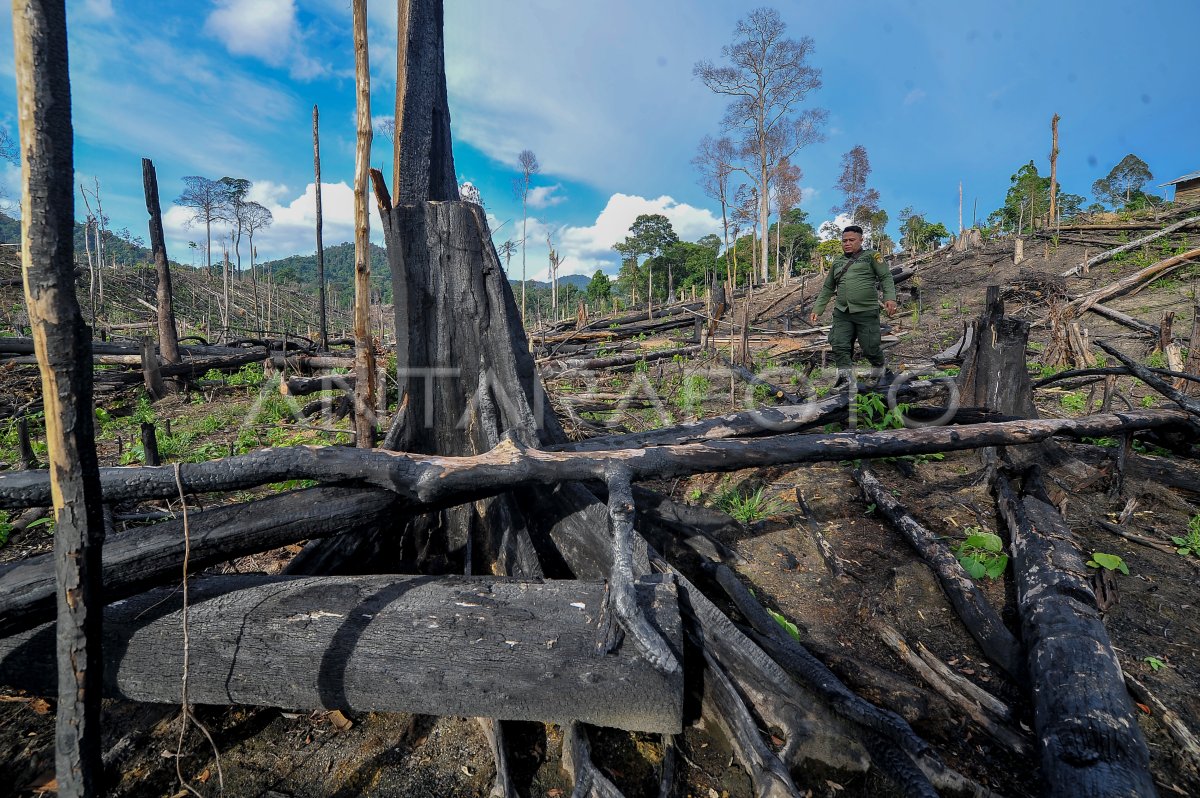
xmin=81 ymin=0 xmax=115 ymax=19
xmin=903 ymin=88 xmax=927 ymax=106
xmin=526 ymin=184 xmax=566 ymax=209
xmin=205 ymin=0 xmax=329 ymax=80
xmin=537 ymin=193 xmax=721 ymax=279
xmin=163 ymin=181 xmax=383 ymax=264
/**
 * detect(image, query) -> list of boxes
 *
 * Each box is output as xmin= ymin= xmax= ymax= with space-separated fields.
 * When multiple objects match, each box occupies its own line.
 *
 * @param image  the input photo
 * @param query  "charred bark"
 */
xmin=0 ymin=574 xmax=684 ymax=733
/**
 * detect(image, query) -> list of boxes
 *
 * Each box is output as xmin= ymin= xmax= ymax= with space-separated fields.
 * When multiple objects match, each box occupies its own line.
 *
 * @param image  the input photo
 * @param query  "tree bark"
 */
xmin=1185 ymin=304 xmax=1200 ymax=398
xmin=352 ymin=0 xmax=377 ymax=448
xmin=1048 ymin=114 xmax=1059 ymax=226
xmin=993 ymin=472 xmax=1155 ymax=796
xmin=141 ymin=158 xmax=180 ymax=367
xmin=12 ymin=0 xmax=106 ymax=791
xmin=0 ymin=574 xmax=684 ymax=734
xmin=957 ymin=285 xmax=1037 ymax=417
xmin=0 ymin=486 xmax=400 ymax=637
xmin=0 ymin=409 xmax=1187 ymax=511
xmin=313 ymin=104 xmax=328 ymax=350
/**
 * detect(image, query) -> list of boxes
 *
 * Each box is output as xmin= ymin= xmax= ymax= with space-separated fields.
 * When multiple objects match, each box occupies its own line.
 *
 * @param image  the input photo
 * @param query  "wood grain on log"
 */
xmin=0 ymin=574 xmax=684 ymax=733
xmin=993 ymin=473 xmax=1155 ymax=796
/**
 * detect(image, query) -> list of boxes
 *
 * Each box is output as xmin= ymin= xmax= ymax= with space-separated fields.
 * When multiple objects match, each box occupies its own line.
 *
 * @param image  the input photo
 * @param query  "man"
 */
xmin=809 ymin=225 xmax=898 ymax=387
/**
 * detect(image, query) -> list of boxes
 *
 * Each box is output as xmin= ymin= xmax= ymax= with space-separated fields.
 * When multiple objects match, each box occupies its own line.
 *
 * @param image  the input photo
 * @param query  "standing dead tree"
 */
xmin=12 ymin=0 xmax=107 ymax=793
xmin=313 ymin=104 xmax=329 ymax=350
xmin=351 ymin=0 xmax=377 ymax=447
xmin=142 ymin=158 xmax=181 ymax=371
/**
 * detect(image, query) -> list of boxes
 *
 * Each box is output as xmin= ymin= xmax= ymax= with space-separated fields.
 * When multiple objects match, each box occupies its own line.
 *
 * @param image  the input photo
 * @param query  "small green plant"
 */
xmin=767 ymin=608 xmax=801 ymax=642
xmin=1140 ymin=394 xmax=1156 ymax=408
xmin=633 ymin=358 xmax=649 ymax=374
xmin=1170 ymin=515 xmax=1200 ymax=557
xmin=1081 ymin=436 xmax=1118 ymax=448
xmin=713 ymin=484 xmax=787 ymax=524
xmin=0 ymin=510 xmax=10 ymax=547
xmin=1146 ymin=350 xmax=1168 ymax=369
xmin=1143 ymin=656 xmax=1166 ymax=672
xmin=1060 ymin=391 xmax=1086 ymax=413
xmin=26 ymin=516 xmax=54 ymax=535
xmin=940 ymin=298 xmax=954 ymax=310
xmin=1087 ymin=552 xmax=1129 ymax=575
xmin=953 ymin=528 xmax=1008 ymax=580
xmin=687 ymin=487 xmax=703 ymax=503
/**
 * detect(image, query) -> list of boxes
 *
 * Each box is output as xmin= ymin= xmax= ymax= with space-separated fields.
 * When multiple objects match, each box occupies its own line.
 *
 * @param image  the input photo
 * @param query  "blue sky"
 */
xmin=1 ymin=0 xmax=1197 ymax=281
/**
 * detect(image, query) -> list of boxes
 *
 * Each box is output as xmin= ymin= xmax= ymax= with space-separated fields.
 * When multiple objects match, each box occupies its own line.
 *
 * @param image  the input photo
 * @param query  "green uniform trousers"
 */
xmin=828 ymin=307 xmax=883 ymax=368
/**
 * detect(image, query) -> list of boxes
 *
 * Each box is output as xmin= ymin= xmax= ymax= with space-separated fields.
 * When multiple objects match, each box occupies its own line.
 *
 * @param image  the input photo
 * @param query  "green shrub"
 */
xmin=953 ymin=528 xmax=1008 ymax=580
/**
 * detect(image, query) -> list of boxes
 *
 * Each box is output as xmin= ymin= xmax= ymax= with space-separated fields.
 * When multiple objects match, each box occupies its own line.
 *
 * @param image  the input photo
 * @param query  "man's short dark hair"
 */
xmin=842 ymin=225 xmax=864 ymax=236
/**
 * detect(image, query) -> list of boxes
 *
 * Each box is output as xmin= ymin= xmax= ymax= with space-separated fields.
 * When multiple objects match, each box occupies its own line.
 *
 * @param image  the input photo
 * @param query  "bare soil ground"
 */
xmin=2 ymin=233 xmax=1199 ymax=797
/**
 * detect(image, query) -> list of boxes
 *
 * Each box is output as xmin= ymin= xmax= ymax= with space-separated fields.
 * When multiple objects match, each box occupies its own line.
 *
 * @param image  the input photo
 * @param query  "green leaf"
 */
xmin=767 ymin=609 xmax=801 ymax=642
xmin=1089 ymin=552 xmax=1129 ymax=574
xmin=984 ymin=554 xmax=1009 ymax=580
xmin=1170 ymin=536 xmax=1186 ymax=546
xmin=957 ymin=554 xmax=987 ymax=580
xmin=964 ymin=532 xmax=1003 ymax=553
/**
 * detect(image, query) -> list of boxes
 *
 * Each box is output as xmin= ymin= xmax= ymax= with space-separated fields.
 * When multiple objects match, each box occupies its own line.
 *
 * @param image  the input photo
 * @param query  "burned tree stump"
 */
xmin=957 ymin=285 xmax=1037 ymax=418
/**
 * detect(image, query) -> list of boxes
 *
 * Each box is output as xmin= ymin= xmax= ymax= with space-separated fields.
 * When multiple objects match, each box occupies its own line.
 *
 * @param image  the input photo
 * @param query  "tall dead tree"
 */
xmin=1048 ymin=113 xmax=1060 ymax=226
xmin=313 ymin=104 xmax=328 ymax=350
xmin=13 ymin=0 xmax=107 ymax=793
xmin=142 ymin=158 xmax=180 ymax=368
xmin=352 ymin=0 xmax=377 ymax=447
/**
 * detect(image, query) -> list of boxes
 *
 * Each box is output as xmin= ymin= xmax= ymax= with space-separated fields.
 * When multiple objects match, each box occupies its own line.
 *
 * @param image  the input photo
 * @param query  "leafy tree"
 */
xmin=175 ymin=176 xmax=232 ymax=276
xmin=615 ymin=214 xmax=679 ymax=309
xmin=989 ymin=161 xmax=1063 ymax=234
xmin=242 ymin=201 xmax=273 ymax=282
xmin=1092 ymin=154 xmax=1153 ymax=209
xmin=220 ymin=176 xmax=252 ymax=279
xmin=898 ymin=208 xmax=951 ymax=253
xmin=695 ymin=8 xmax=826 ymax=288
xmin=769 ymin=208 xmax=817 ymax=276
xmin=586 ymin=270 xmax=611 ymax=303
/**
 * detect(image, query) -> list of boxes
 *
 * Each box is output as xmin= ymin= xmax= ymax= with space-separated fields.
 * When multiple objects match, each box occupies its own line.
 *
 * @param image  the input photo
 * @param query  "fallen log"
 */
xmin=853 ymin=466 xmax=1022 ymax=680
xmin=1096 ymin=340 xmax=1200 ymax=419
xmin=1070 ymin=246 xmax=1200 ymax=313
xmin=1084 ymin=303 xmax=1160 ymax=337
xmin=993 ymin=472 xmax=1155 ymax=796
xmin=1033 ymin=365 xmax=1200 ymax=390
xmin=540 ymin=345 xmax=701 ymax=373
xmin=268 ymin=353 xmax=358 ymax=371
xmin=0 ymin=409 xmax=1188 ymax=510
xmin=0 ymin=573 xmax=684 ymax=733
xmin=0 ymin=485 xmax=400 ymax=637
xmin=281 ymin=374 xmax=356 ymax=396
xmin=1061 ymin=214 xmax=1200 ymax=277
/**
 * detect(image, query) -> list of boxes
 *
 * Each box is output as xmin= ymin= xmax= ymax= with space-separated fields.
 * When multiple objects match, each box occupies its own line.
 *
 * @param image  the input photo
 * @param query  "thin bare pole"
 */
xmin=313 ymin=105 xmax=328 ymax=350
xmin=352 ymin=0 xmax=377 ymax=447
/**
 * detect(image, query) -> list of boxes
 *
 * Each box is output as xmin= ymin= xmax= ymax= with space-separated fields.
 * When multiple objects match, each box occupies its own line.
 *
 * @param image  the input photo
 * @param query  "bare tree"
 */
xmin=692 ymin=135 xmax=738 ymax=289
xmin=142 ymin=158 xmax=180 ymax=367
xmin=220 ymin=176 xmax=252 ymax=281
xmin=695 ymin=8 xmax=825 ymax=287
xmin=773 ymin=156 xmax=803 ymax=279
xmin=13 ymin=0 xmax=107 ymax=792
xmin=313 ymin=105 xmax=328 ymax=349
xmin=832 ymin=144 xmax=881 ymax=235
xmin=352 ymin=0 xmax=377 ymax=447
xmin=175 ymin=176 xmax=231 ymax=278
xmin=0 ymin=126 xmax=16 ymax=163
xmin=514 ymin=148 xmax=539 ymax=324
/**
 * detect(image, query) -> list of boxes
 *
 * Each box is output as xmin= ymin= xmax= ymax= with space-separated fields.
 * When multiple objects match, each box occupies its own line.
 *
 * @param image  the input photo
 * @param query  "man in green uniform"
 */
xmin=808 ymin=225 xmax=897 ymax=387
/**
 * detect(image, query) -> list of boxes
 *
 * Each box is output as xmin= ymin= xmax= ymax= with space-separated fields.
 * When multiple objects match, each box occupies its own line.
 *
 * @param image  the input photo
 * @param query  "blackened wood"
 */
xmin=313 ymin=104 xmax=328 ymax=350
xmin=392 ymin=0 xmax=457 ymax=203
xmin=1084 ymin=303 xmax=1159 ymax=337
xmin=0 ymin=486 xmax=400 ymax=637
xmin=138 ymin=422 xmax=159 ymax=466
xmin=0 ymin=574 xmax=684 ymax=733
xmin=957 ymin=285 xmax=1037 ymax=417
xmin=992 ymin=473 xmax=1154 ymax=796
xmin=0 ymin=409 xmax=1188 ymax=511
xmin=854 ymin=466 xmax=1022 ymax=680
xmin=542 ymin=345 xmax=701 ymax=373
xmin=12 ymin=0 xmax=106 ymax=791
xmin=141 ymin=158 xmax=180 ymax=366
xmin=1034 ymin=365 xmax=1200 ymax=390
xmin=281 ymin=374 xmax=355 ymax=396
xmin=1097 ymin=339 xmax=1200 ymax=418
xmin=1186 ymin=304 xmax=1200 ymax=398
xmin=17 ymin=416 xmax=37 ymax=470
xmin=268 ymin=353 xmax=356 ymax=371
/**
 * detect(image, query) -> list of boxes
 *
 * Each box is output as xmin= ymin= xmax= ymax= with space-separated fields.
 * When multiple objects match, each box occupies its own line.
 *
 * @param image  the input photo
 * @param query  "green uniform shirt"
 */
xmin=813 ymin=249 xmax=897 ymax=315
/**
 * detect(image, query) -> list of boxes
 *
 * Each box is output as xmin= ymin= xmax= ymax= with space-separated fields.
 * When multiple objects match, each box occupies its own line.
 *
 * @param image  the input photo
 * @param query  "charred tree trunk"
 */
xmin=141 ymin=157 xmax=180 ymax=367
xmin=0 ymin=574 xmax=684 ymax=733
xmin=993 ymin=472 xmax=1155 ymax=796
xmin=313 ymin=104 xmax=328 ymax=350
xmin=957 ymin=285 xmax=1037 ymax=418
xmin=12 ymin=1 xmax=107 ymax=791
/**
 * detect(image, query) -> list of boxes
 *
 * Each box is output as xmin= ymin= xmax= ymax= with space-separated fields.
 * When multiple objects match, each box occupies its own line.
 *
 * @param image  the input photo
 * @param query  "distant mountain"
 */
xmin=512 ymin=274 xmax=593 ymax=291
xmin=0 ymin=210 xmax=163 ymax=267
xmin=258 ymin=242 xmax=392 ymax=301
